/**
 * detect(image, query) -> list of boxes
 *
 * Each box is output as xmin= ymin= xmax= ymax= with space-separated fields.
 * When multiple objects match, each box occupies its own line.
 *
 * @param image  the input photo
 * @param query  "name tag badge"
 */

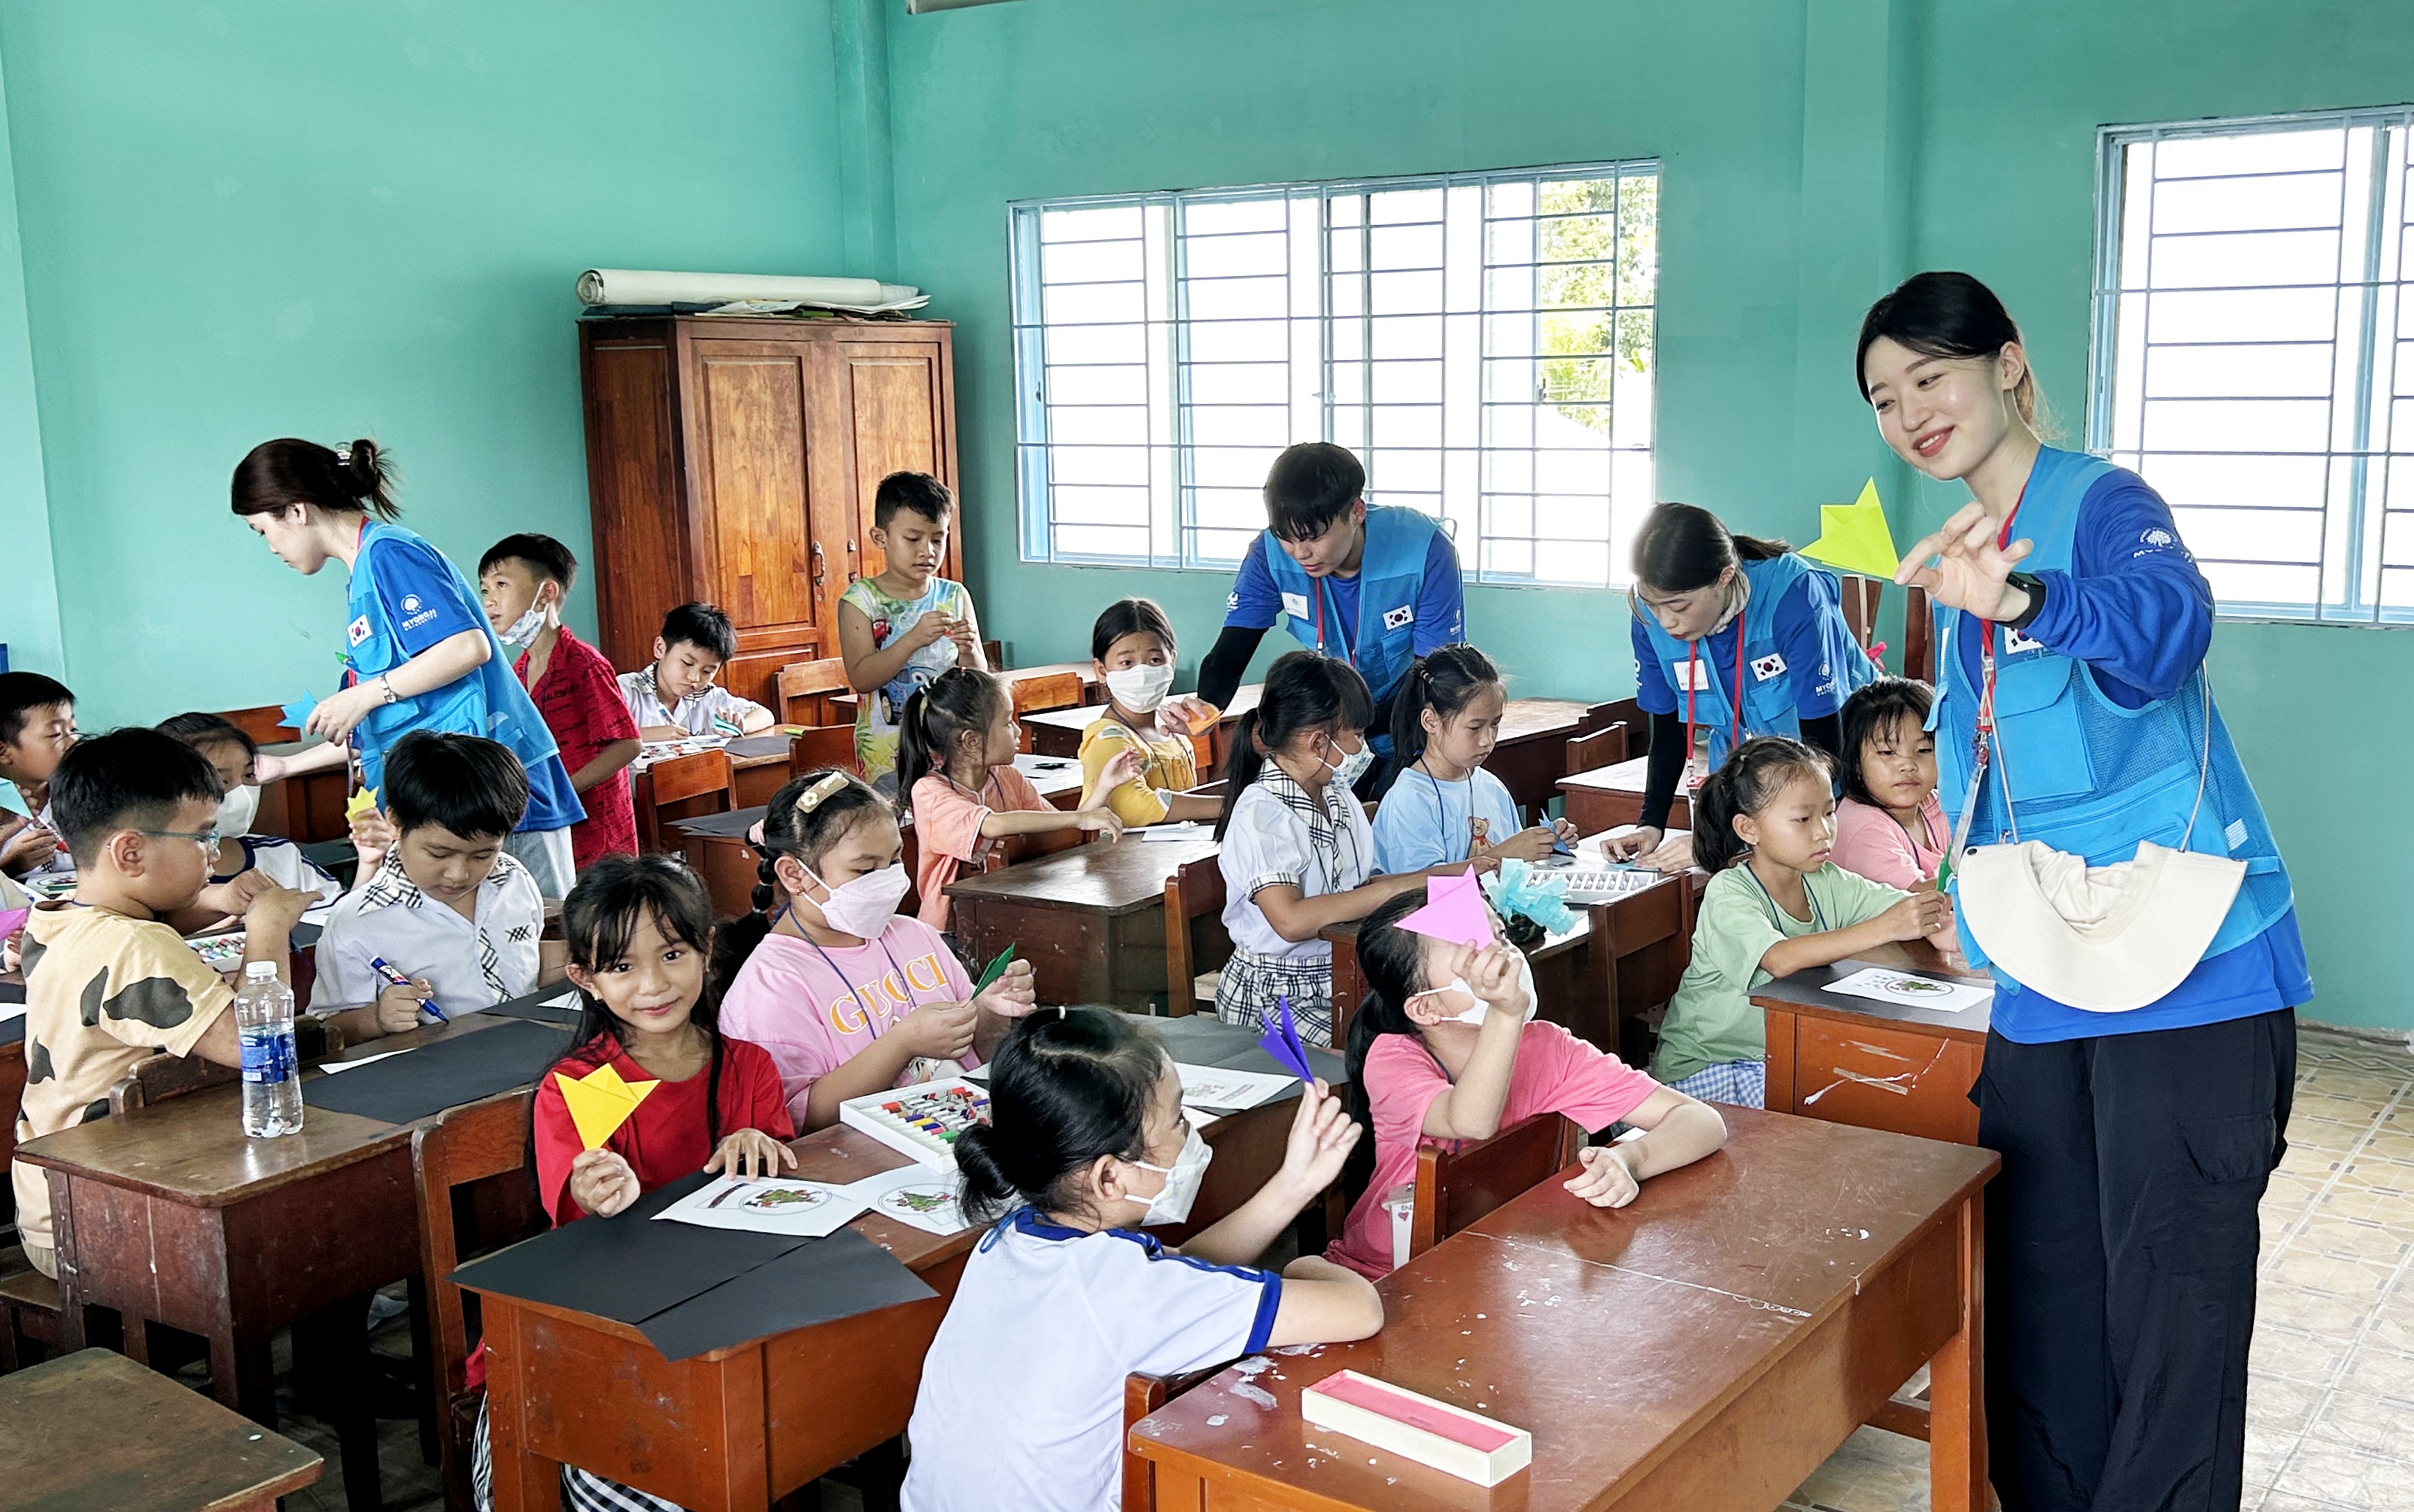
xmin=1751 ymin=652 xmax=1787 ymax=682
xmin=347 ymin=615 xmax=372 ymax=647
xmin=1281 ymin=591 xmax=1311 ymax=621
xmin=1671 ymin=659 xmax=1713 ymax=692
xmin=2004 ymin=625 xmax=2045 ymax=655
xmin=1382 ymin=604 xmax=1415 ymax=632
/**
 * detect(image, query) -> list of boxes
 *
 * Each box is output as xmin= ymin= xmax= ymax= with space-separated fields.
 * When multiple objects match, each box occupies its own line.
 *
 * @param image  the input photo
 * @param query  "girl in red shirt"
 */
xmin=534 ymin=853 xmax=795 ymax=1224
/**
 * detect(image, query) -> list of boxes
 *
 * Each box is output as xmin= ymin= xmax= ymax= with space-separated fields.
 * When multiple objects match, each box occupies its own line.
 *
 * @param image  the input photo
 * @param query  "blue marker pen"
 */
xmin=368 ymin=956 xmax=447 ymax=1023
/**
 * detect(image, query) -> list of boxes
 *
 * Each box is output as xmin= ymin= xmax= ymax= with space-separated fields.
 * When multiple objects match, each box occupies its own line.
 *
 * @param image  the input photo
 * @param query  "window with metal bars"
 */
xmin=2092 ymin=108 xmax=2414 ymax=622
xmin=1010 ymin=162 xmax=1659 ymax=584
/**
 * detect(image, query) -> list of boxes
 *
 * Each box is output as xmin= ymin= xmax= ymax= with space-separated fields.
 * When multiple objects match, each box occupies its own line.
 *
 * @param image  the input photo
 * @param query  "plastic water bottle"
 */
xmin=236 ymin=962 xmax=304 ymax=1137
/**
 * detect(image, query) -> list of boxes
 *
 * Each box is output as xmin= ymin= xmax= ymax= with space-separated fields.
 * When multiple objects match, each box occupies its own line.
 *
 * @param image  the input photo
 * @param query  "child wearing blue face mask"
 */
xmin=902 ymin=1006 xmax=1382 ymax=1512
xmin=1213 ymin=651 xmax=1466 ymax=1049
xmin=1328 ymin=887 xmax=1728 ymax=1278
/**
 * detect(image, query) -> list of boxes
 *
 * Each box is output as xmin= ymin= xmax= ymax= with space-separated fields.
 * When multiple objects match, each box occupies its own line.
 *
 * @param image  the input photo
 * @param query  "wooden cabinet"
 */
xmin=577 ymin=316 xmax=960 ymax=707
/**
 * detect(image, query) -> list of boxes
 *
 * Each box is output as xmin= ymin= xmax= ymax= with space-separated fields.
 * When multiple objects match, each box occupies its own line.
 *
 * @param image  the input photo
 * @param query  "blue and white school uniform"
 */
xmin=308 ymin=851 xmax=542 ymax=1015
xmin=1214 ymin=768 xmax=1374 ymax=1048
xmin=344 ymin=521 xmax=583 ymax=897
xmin=615 ymin=669 xmax=771 ymax=739
xmin=902 ymin=1207 xmax=1281 ymax=1512
xmin=1372 ymin=764 xmax=1521 ymax=873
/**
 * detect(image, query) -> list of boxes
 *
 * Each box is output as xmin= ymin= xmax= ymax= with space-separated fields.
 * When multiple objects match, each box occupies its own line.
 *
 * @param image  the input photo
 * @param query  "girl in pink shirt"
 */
xmin=1325 ymin=888 xmax=1729 ymax=1279
xmin=712 ymin=767 xmax=1039 ymax=1129
xmin=1830 ymin=678 xmax=1948 ymax=889
xmin=900 ymin=668 xmax=1134 ymax=931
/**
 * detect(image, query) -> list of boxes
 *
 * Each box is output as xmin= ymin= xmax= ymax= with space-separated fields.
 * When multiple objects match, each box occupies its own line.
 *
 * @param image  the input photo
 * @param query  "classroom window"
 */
xmin=2093 ymin=108 xmax=2414 ymax=622
xmin=1010 ymin=162 xmax=1659 ymax=584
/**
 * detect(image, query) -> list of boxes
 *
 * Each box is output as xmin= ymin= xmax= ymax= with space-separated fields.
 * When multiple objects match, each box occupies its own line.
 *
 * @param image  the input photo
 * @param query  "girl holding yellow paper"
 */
xmin=532 ymin=853 xmax=794 ymax=1227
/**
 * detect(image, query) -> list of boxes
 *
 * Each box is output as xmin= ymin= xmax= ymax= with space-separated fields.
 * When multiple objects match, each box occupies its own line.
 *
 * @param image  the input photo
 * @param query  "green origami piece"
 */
xmin=1802 ymin=478 xmax=1901 ymax=578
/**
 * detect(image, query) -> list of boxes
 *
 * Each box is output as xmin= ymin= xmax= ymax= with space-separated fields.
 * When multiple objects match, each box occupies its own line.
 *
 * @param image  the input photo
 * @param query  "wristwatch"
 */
xmin=2004 ymin=572 xmax=2047 ymax=631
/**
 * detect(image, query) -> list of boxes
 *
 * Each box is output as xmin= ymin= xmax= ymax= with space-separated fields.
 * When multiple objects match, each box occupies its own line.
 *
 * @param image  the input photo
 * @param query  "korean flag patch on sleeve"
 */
xmin=348 ymin=615 xmax=372 ymax=648
xmin=1751 ymin=652 xmax=1787 ymax=682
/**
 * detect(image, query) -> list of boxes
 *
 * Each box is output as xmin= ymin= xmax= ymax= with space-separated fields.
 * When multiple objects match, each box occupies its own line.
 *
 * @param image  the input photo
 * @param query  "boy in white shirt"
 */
xmin=617 ymin=602 xmax=775 ymax=739
xmin=311 ymin=730 xmax=564 ymax=1036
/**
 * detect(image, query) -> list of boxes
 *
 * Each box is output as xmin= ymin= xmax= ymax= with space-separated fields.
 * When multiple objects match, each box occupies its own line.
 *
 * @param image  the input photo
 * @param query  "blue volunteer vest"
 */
xmin=1931 ymin=447 xmax=2291 ymax=976
xmin=1634 ymin=552 xmax=1873 ymax=769
xmin=1261 ymin=506 xmax=1438 ymax=715
xmin=344 ymin=522 xmax=585 ymax=833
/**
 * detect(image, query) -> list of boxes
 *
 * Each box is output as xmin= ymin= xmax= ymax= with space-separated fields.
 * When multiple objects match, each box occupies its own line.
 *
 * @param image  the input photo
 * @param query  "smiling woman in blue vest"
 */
xmin=230 ymin=437 xmax=585 ymax=899
xmin=1602 ymin=503 xmax=1875 ymax=870
xmin=1863 ymin=272 xmax=2304 ymax=1512
xmin=1196 ymin=442 xmax=1465 ymax=797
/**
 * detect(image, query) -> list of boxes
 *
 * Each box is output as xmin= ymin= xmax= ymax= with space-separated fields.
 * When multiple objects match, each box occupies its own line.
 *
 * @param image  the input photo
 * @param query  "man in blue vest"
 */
xmin=1197 ymin=443 xmax=1466 ymax=796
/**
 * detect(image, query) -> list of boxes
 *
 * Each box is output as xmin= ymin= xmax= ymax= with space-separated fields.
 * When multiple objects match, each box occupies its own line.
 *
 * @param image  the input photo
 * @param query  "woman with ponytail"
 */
xmin=900 ymin=666 xmax=1131 ymax=931
xmin=903 ymin=1006 xmax=1381 ymax=1512
xmin=230 ymin=437 xmax=585 ymax=897
xmin=1326 ymin=888 xmax=1723 ymax=1278
xmin=1604 ymin=499 xmax=1875 ymax=873
xmin=1213 ymin=651 xmax=1476 ymax=1049
xmin=714 ymin=769 xmax=1037 ymax=1130
xmin=1654 ymin=737 xmax=1949 ymax=1107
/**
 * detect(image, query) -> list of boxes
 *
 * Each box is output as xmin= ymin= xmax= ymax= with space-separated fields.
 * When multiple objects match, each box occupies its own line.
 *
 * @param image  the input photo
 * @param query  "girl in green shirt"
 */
xmin=1653 ymin=737 xmax=1952 ymax=1106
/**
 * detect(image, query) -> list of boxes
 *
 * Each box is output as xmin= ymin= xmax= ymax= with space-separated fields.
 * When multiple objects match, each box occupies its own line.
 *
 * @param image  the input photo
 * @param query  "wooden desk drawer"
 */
xmin=1784 ymin=1016 xmax=1981 ymax=1146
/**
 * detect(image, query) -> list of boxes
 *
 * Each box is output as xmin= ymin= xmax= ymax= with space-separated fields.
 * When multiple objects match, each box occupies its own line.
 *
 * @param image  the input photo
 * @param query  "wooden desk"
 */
xmin=0 ymin=1347 xmax=323 ymax=1511
xmin=996 ymin=661 xmax=1104 ymax=705
xmin=668 ymin=754 xmax=1089 ymax=919
xmin=480 ymin=1016 xmax=1335 ymax=1512
xmin=1559 ymin=753 xmax=1691 ymax=835
xmin=1130 ymin=1107 xmax=1997 ymax=1512
xmin=16 ymin=1006 xmax=563 ymax=1511
xmin=255 ymin=738 xmax=352 ymax=846
xmin=945 ymin=839 xmax=1219 ymax=1010
xmin=631 ymin=736 xmax=794 ymax=855
xmin=1755 ymin=943 xmax=1991 ymax=1146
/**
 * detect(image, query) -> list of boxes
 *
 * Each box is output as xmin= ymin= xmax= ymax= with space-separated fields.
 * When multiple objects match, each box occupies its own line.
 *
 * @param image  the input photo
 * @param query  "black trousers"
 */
xmin=1973 ymin=1009 xmax=2295 ymax=1512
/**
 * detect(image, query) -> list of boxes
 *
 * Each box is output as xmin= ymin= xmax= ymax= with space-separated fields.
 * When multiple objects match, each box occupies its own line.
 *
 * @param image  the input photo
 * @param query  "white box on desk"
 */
xmin=1300 ymin=1369 xmax=1532 ymax=1486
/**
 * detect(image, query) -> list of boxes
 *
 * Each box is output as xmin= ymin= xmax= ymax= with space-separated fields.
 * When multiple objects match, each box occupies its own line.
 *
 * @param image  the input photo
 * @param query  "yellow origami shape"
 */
xmin=345 ymin=786 xmax=381 ymax=821
xmin=555 ymin=1061 xmax=661 ymax=1149
xmin=1802 ymin=479 xmax=1901 ymax=578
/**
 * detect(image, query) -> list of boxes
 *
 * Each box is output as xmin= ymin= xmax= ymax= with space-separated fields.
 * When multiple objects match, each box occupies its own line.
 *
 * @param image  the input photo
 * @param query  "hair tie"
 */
xmin=792 ymin=770 xmax=848 ymax=815
xmin=334 ymin=443 xmax=352 ymax=466
xmin=1054 ymin=1004 xmax=1069 ymax=1019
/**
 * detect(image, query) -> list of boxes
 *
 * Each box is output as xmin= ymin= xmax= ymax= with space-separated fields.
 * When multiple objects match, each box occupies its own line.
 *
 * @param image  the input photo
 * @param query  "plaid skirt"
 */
xmin=1214 ymin=949 xmax=1335 ymax=1049
xmin=475 ymin=1396 xmax=685 ymax=1512
xmin=1666 ymin=1058 xmax=1766 ymax=1110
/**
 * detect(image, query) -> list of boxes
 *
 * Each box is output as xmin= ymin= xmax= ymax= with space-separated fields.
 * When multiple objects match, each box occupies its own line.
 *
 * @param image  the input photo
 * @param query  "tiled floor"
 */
xmin=1786 ymin=1025 xmax=2414 ymax=1512
xmin=141 ymin=1025 xmax=2414 ymax=1511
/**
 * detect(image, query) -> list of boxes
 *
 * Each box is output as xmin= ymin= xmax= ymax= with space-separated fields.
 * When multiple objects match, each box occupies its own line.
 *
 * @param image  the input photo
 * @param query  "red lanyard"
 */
xmin=1308 ymin=579 xmax=1357 ymax=667
xmin=1682 ymin=604 xmax=1748 ymax=766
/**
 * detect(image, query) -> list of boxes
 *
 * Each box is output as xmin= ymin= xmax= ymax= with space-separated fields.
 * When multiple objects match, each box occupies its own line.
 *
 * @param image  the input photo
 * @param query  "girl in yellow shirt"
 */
xmin=1078 ymin=599 xmax=1225 ymax=827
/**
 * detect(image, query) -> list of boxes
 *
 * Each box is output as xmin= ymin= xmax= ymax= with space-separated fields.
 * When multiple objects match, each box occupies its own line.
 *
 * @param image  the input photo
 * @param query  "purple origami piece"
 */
xmin=1257 ymin=994 xmax=1316 ymax=1082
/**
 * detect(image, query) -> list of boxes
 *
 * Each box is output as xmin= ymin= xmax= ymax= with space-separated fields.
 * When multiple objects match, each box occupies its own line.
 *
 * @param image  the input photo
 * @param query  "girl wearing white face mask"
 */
xmin=903 ymin=1006 xmax=1383 ymax=1512
xmin=1214 ymin=651 xmax=1473 ymax=1049
xmin=713 ymin=768 xmax=1040 ymax=1131
xmin=1077 ymin=598 xmax=1225 ymax=828
xmin=156 ymin=713 xmax=345 ymax=909
xmin=1325 ymin=885 xmax=1729 ymax=1280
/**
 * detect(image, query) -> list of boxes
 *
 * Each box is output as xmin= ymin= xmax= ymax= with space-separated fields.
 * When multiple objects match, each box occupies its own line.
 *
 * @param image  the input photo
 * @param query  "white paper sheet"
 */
xmin=575 ymin=269 xmax=928 ymax=314
xmin=0 ymin=1003 xmax=28 ymax=1025
xmin=317 ymin=1048 xmax=411 ymax=1074
xmin=838 ymin=1164 xmax=970 ymax=1236
xmin=654 ymin=1176 xmax=868 ymax=1237
xmin=1820 ymin=966 xmax=1993 ymax=1014
xmin=1174 ymin=1062 xmax=1296 ymax=1113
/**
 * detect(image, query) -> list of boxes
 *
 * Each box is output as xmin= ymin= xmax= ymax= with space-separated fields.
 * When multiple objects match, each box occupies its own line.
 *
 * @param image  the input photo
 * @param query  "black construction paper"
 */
xmin=1151 ymin=1013 xmax=1347 ymax=1085
xmin=448 ymin=1171 xmax=812 ymax=1322
xmin=636 ymin=1225 xmax=938 ymax=1362
xmin=724 ymin=735 xmax=791 ymax=762
xmin=481 ymin=988 xmax=585 ymax=1028
xmin=302 ymin=1016 xmax=571 ymax=1123
xmin=667 ymin=805 xmax=768 ymax=841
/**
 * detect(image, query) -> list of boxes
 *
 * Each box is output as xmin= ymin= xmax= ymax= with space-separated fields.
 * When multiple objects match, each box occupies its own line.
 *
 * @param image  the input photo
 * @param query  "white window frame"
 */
xmin=2091 ymin=106 xmax=2414 ymax=624
xmin=1009 ymin=161 xmax=1659 ymax=587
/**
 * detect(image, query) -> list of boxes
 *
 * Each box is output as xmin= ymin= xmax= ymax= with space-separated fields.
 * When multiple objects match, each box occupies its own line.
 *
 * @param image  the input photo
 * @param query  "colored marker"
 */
xmin=368 ymin=955 xmax=448 ymax=1023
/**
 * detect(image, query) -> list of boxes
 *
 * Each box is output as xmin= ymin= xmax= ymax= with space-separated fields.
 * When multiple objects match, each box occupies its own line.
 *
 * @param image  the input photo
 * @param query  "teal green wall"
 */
xmin=2 ymin=0 xmax=2406 ymax=1027
xmin=0 ymin=0 xmax=848 ymax=722
xmin=882 ymin=0 xmax=2414 ymax=1030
